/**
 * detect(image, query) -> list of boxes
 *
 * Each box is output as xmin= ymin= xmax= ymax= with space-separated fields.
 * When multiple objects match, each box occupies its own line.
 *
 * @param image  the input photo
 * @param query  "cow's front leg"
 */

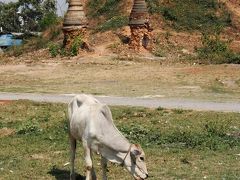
xmin=101 ymin=156 xmax=108 ymax=180
xmin=83 ymin=141 xmax=97 ymax=180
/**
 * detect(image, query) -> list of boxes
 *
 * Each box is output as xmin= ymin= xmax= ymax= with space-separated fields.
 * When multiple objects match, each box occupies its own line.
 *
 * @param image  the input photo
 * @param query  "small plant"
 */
xmin=70 ymin=35 xmax=84 ymax=56
xmin=17 ymin=120 xmax=42 ymax=135
xmin=48 ymin=42 xmax=61 ymax=57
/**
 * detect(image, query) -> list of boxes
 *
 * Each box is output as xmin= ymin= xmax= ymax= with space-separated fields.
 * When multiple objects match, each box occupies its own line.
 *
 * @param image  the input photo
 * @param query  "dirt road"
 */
xmin=0 ymin=92 xmax=239 ymax=112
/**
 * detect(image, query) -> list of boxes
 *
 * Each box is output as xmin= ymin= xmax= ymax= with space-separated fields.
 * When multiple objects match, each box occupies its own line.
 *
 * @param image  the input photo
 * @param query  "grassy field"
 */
xmin=0 ymin=101 xmax=240 ymax=179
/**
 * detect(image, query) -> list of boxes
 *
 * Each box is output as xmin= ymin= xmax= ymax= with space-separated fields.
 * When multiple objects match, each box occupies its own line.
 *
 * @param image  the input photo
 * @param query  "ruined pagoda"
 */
xmin=62 ymin=0 xmax=88 ymax=52
xmin=129 ymin=0 xmax=152 ymax=51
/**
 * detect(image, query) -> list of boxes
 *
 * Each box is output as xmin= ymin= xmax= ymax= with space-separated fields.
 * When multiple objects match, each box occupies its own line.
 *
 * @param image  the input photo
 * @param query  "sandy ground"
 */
xmin=0 ymin=56 xmax=239 ymax=102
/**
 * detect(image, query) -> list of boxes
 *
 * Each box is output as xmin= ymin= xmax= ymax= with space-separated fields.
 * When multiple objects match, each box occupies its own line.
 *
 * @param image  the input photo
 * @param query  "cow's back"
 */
xmin=68 ymin=94 xmax=102 ymax=140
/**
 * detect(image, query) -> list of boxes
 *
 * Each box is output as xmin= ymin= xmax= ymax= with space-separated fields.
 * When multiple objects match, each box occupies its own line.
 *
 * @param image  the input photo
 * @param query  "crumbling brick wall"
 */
xmin=129 ymin=26 xmax=152 ymax=51
xmin=63 ymin=28 xmax=86 ymax=50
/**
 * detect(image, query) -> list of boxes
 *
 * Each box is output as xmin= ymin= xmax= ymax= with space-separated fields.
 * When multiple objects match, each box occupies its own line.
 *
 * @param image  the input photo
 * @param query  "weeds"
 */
xmin=48 ymin=35 xmax=84 ymax=57
xmin=48 ymin=42 xmax=61 ymax=57
xmin=17 ymin=120 xmax=42 ymax=135
xmin=196 ymin=31 xmax=240 ymax=64
xmin=70 ymin=35 xmax=84 ymax=56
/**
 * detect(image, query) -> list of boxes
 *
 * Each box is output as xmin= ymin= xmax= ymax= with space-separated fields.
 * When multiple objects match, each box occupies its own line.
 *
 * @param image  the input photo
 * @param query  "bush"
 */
xmin=70 ymin=35 xmax=84 ymax=56
xmin=39 ymin=12 xmax=59 ymax=31
xmin=196 ymin=32 xmax=240 ymax=64
xmin=48 ymin=42 xmax=61 ymax=57
xmin=6 ymin=22 xmax=62 ymax=57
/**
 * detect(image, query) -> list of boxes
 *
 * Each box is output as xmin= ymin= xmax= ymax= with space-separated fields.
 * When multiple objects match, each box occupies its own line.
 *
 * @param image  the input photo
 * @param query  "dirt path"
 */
xmin=0 ymin=92 xmax=239 ymax=112
xmin=0 ymin=62 xmax=240 ymax=102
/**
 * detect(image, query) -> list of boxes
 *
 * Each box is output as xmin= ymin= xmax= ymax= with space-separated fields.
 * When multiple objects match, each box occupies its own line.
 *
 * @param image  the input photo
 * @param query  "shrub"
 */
xmin=70 ymin=35 xmax=84 ymax=56
xmin=196 ymin=32 xmax=240 ymax=64
xmin=48 ymin=42 xmax=61 ymax=57
xmin=39 ymin=12 xmax=59 ymax=31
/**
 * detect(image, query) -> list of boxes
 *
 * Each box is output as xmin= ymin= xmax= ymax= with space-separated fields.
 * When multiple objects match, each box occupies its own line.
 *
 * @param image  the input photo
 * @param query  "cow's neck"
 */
xmin=101 ymin=124 xmax=131 ymax=151
xmin=99 ymin=123 xmax=131 ymax=164
xmin=100 ymin=144 xmax=131 ymax=165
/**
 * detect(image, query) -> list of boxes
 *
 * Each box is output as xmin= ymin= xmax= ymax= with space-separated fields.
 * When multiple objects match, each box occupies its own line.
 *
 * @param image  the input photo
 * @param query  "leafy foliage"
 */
xmin=48 ymin=42 xmax=61 ymax=57
xmin=70 ymin=35 xmax=84 ymax=56
xmin=48 ymin=35 xmax=84 ymax=57
xmin=0 ymin=0 xmax=57 ymax=33
xmin=0 ymin=2 xmax=21 ymax=32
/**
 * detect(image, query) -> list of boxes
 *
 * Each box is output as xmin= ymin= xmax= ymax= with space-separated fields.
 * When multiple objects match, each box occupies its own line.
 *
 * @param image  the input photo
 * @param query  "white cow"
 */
xmin=68 ymin=94 xmax=148 ymax=180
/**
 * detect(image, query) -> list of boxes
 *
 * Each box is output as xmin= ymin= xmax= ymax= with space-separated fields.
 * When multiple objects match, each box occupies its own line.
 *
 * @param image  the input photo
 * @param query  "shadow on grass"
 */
xmin=48 ymin=166 xmax=85 ymax=180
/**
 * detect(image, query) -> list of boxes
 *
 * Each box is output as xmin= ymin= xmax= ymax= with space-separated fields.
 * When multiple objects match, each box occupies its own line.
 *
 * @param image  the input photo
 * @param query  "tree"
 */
xmin=0 ymin=0 xmax=57 ymax=33
xmin=0 ymin=2 xmax=22 ymax=32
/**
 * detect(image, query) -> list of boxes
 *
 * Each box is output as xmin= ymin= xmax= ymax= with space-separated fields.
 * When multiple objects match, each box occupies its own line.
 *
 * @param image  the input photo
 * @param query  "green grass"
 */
xmin=0 ymin=101 xmax=240 ymax=179
xmin=146 ymin=0 xmax=231 ymax=32
xmin=87 ymin=0 xmax=121 ymax=18
xmin=87 ymin=0 xmax=128 ymax=32
xmin=95 ymin=16 xmax=128 ymax=32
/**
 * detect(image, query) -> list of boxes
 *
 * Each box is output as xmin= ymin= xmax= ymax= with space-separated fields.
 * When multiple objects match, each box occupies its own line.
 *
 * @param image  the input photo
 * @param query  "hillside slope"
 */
xmin=2 ymin=0 xmax=240 ymax=64
xmin=221 ymin=0 xmax=240 ymax=30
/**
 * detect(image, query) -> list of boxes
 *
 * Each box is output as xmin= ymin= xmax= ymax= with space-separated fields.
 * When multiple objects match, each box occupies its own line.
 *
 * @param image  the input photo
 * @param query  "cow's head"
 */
xmin=124 ymin=144 xmax=148 ymax=180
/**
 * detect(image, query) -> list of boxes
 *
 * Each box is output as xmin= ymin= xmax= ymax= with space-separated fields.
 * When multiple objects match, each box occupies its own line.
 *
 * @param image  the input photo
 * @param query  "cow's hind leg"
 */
xmin=70 ymin=135 xmax=76 ymax=180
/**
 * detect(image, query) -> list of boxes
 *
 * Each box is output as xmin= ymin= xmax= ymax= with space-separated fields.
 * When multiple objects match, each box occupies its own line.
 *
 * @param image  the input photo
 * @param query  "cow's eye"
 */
xmin=140 ymin=157 xmax=145 ymax=161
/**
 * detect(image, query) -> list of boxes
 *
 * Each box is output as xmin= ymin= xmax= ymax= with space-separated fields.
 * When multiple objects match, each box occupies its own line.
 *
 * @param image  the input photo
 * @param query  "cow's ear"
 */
xmin=131 ymin=149 xmax=141 ymax=157
xmin=130 ymin=149 xmax=141 ymax=163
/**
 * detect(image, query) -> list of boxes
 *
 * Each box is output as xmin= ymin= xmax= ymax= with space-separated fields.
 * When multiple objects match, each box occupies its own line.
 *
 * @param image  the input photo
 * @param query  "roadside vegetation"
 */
xmin=0 ymin=101 xmax=240 ymax=179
